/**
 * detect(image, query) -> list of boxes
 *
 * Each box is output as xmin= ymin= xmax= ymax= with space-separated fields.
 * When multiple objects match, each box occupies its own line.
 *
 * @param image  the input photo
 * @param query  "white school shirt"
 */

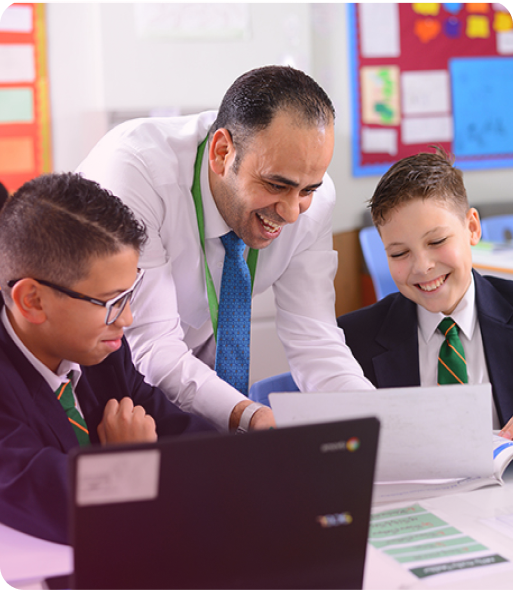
xmin=417 ymin=274 xmax=500 ymax=428
xmin=1 ymin=307 xmax=84 ymax=414
xmin=77 ymin=111 xmax=374 ymax=430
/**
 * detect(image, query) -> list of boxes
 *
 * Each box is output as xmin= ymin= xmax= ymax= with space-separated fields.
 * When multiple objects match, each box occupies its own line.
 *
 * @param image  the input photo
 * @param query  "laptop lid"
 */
xmin=270 ymin=383 xmax=493 ymax=482
xmin=70 ymin=418 xmax=379 ymax=590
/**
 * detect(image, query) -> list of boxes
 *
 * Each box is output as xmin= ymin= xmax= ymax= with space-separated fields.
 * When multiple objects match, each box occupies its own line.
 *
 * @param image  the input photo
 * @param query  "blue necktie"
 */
xmin=215 ymin=231 xmax=252 ymax=395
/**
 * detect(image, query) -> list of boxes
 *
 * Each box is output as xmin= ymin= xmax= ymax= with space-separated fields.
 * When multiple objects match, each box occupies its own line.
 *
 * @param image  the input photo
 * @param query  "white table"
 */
xmin=3 ymin=467 xmax=513 ymax=590
xmin=472 ymin=243 xmax=513 ymax=280
xmin=364 ymin=464 xmax=513 ymax=589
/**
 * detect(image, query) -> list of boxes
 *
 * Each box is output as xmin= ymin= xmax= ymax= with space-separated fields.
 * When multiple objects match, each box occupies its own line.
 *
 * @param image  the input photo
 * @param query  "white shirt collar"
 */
xmin=417 ymin=273 xmax=477 ymax=343
xmin=1 ymin=307 xmax=82 ymax=392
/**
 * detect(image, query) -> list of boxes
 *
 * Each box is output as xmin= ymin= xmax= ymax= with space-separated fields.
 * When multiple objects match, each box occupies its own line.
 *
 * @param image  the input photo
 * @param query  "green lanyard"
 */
xmin=191 ymin=137 xmax=258 ymax=340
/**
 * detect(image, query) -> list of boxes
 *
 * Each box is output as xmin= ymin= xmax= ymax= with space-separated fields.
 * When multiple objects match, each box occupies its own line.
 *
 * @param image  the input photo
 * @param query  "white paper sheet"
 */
xmin=498 ymin=31 xmax=513 ymax=55
xmin=0 ymin=44 xmax=35 ymax=84
xmin=0 ymin=5 xmax=33 ymax=33
xmin=402 ymin=115 xmax=453 ymax=144
xmin=401 ymin=70 xmax=451 ymax=116
xmin=270 ymin=384 xmax=493 ymax=482
xmin=362 ymin=127 xmax=398 ymax=155
xmin=359 ymin=3 xmax=400 ymax=58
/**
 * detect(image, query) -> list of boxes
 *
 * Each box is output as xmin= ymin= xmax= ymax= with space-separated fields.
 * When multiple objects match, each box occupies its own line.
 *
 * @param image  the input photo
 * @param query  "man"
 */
xmin=78 ymin=65 xmax=374 ymax=433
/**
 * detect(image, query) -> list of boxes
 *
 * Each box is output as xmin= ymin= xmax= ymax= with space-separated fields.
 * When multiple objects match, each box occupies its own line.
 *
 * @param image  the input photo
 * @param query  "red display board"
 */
xmin=349 ymin=3 xmax=513 ymax=176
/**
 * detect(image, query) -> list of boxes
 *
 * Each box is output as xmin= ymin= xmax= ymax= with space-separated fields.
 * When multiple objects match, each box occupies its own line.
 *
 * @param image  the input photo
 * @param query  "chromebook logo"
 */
xmin=346 ymin=437 xmax=360 ymax=451
xmin=320 ymin=437 xmax=361 ymax=453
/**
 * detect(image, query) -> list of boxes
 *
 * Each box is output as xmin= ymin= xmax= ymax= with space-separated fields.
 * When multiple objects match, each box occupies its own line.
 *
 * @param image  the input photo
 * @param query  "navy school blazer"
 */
xmin=337 ymin=271 xmax=513 ymax=427
xmin=0 ymin=300 xmax=215 ymax=544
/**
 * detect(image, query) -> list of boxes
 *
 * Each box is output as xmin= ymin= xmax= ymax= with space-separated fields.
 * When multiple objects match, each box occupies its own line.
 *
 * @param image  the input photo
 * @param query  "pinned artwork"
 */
xmin=443 ymin=3 xmax=464 ymax=14
xmin=444 ymin=16 xmax=462 ymax=38
xmin=0 ymin=4 xmax=52 ymax=193
xmin=349 ymin=3 xmax=513 ymax=176
xmin=414 ymin=18 xmax=442 ymax=42
xmin=412 ymin=3 xmax=441 ymax=16
xmin=494 ymin=12 xmax=513 ymax=33
xmin=360 ymin=66 xmax=400 ymax=126
xmin=467 ymin=15 xmax=491 ymax=38
xmin=467 ymin=3 xmax=491 ymax=13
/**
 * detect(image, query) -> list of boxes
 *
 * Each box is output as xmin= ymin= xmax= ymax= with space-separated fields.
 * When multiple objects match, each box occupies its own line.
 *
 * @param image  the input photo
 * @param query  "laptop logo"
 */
xmin=316 ymin=512 xmax=353 ymax=528
xmin=320 ymin=437 xmax=360 ymax=453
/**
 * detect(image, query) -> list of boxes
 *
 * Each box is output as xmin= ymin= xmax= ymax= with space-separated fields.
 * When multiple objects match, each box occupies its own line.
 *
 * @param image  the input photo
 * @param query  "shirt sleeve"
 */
xmin=122 ymin=266 xmax=248 ymax=431
xmin=273 ymin=176 xmax=376 ymax=393
xmin=78 ymin=134 xmax=249 ymax=432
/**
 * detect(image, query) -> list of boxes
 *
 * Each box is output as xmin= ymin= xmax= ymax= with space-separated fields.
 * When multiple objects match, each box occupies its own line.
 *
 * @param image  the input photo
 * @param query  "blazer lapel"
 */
xmin=0 ymin=316 xmax=80 ymax=452
xmin=474 ymin=271 xmax=513 ymax=424
xmin=372 ymin=295 xmax=421 ymax=388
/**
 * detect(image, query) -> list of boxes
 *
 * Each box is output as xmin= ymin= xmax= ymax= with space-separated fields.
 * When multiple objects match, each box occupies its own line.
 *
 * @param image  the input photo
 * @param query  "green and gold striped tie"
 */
xmin=437 ymin=317 xmax=468 ymax=385
xmin=55 ymin=377 xmax=90 ymax=446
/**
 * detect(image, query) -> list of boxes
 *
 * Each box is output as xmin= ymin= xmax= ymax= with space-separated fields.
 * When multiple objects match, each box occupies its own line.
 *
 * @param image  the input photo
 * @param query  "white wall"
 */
xmin=46 ymin=3 xmax=513 ymax=234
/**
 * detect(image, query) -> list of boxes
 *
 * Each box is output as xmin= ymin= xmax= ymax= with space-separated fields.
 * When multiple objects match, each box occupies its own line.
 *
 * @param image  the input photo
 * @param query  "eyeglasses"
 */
xmin=7 ymin=269 xmax=145 ymax=325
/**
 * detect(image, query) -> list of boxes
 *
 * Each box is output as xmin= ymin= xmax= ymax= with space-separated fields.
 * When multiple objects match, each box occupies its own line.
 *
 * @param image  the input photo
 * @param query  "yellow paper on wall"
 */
xmin=412 ymin=3 xmax=440 ymax=16
xmin=467 ymin=15 xmax=490 ymax=38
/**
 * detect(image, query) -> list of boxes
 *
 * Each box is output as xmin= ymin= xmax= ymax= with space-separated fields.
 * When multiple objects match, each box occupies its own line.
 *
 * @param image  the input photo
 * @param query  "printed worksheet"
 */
xmin=369 ymin=504 xmax=511 ymax=582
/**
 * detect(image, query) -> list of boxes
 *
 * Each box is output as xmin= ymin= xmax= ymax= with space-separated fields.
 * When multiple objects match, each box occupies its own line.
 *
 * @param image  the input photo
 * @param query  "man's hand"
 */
xmin=229 ymin=400 xmax=276 ymax=431
xmin=98 ymin=397 xmax=157 ymax=445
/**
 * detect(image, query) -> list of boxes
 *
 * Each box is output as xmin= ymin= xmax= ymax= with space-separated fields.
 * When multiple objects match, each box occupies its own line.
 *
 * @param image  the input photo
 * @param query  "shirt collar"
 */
xmin=1 ymin=307 xmax=82 ymax=392
xmin=200 ymin=142 xmax=231 ymax=240
xmin=417 ymin=273 xmax=477 ymax=343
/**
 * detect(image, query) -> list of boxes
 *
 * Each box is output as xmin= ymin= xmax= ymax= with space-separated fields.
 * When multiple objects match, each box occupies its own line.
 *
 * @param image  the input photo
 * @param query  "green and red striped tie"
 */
xmin=437 ymin=318 xmax=468 ymax=385
xmin=55 ymin=377 xmax=90 ymax=446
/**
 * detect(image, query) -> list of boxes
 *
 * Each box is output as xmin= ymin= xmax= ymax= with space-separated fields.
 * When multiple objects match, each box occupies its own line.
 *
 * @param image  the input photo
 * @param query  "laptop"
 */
xmin=270 ymin=383 xmax=493 ymax=482
xmin=69 ymin=418 xmax=379 ymax=589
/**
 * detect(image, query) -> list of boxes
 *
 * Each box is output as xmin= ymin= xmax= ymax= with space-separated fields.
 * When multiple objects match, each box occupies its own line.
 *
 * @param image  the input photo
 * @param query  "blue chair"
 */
xmin=249 ymin=372 xmax=299 ymax=407
xmin=359 ymin=226 xmax=398 ymax=300
xmin=480 ymin=215 xmax=513 ymax=243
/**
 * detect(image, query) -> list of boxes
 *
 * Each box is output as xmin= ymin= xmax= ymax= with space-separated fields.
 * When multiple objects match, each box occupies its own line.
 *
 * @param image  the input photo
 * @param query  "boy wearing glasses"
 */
xmin=0 ymin=173 xmax=214 ymax=544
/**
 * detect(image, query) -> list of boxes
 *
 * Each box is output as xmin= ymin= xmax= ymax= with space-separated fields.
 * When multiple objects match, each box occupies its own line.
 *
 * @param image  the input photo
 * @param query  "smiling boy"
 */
xmin=0 ymin=173 xmax=214 ymax=544
xmin=337 ymin=149 xmax=513 ymax=437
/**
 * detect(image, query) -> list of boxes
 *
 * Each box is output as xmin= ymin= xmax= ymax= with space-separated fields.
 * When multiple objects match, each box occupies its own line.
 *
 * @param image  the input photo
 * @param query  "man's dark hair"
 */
xmin=370 ymin=147 xmax=468 ymax=227
xmin=0 ymin=172 xmax=147 ymax=303
xmin=209 ymin=65 xmax=335 ymax=171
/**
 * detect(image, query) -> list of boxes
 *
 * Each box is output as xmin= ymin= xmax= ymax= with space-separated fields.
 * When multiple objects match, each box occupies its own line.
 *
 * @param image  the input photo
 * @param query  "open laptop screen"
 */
xmin=70 ymin=418 xmax=379 ymax=589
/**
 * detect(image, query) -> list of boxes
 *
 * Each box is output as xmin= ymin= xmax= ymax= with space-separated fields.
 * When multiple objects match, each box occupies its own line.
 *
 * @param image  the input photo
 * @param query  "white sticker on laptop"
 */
xmin=76 ymin=449 xmax=160 ymax=506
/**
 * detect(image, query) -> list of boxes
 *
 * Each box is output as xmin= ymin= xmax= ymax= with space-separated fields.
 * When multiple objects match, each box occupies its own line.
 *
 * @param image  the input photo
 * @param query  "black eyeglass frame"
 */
xmin=7 ymin=269 xmax=145 ymax=325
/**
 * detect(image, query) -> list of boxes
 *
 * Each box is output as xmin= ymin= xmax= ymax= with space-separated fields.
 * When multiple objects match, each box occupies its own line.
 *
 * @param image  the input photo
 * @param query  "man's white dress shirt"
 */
xmin=78 ymin=111 xmax=373 ymax=430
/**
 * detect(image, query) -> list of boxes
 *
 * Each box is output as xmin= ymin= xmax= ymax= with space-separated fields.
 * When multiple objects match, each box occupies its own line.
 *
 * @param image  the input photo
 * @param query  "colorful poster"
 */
xmin=0 ymin=3 xmax=52 ymax=194
xmin=349 ymin=3 xmax=513 ymax=176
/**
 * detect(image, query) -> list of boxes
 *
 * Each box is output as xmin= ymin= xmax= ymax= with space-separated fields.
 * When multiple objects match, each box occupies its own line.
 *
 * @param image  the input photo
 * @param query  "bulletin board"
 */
xmin=348 ymin=3 xmax=513 ymax=177
xmin=0 ymin=3 xmax=52 ymax=194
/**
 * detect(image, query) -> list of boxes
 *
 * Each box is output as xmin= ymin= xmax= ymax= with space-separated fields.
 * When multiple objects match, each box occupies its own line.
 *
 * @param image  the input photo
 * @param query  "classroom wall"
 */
xmin=46 ymin=2 xmax=513 ymax=235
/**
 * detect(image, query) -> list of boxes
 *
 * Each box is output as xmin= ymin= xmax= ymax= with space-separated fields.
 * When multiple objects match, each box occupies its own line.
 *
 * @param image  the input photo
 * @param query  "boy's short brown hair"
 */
xmin=370 ymin=148 xmax=468 ymax=226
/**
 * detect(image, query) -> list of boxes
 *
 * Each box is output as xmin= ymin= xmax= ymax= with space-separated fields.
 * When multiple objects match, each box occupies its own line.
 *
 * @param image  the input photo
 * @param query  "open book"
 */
xmin=373 ymin=433 xmax=513 ymax=504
